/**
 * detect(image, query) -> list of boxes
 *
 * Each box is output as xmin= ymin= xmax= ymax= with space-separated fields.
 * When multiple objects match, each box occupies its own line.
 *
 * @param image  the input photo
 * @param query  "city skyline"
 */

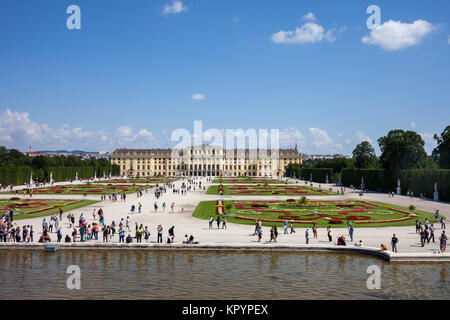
xmin=1 ymin=0 xmax=449 ymax=154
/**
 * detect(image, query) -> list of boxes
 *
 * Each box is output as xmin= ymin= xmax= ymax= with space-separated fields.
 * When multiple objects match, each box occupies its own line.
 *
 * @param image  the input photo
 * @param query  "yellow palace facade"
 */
xmin=110 ymin=145 xmax=302 ymax=177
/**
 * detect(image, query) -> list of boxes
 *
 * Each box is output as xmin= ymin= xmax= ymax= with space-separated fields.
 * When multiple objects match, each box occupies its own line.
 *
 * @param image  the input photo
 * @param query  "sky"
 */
xmin=0 ymin=0 xmax=449 ymax=155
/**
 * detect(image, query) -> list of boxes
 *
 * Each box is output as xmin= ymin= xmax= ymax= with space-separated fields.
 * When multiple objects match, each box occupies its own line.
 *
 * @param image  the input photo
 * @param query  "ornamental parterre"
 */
xmin=212 ymin=200 xmax=427 ymax=226
xmin=0 ymin=198 xmax=85 ymax=215
xmin=208 ymin=184 xmax=335 ymax=196
xmin=4 ymin=184 xmax=149 ymax=195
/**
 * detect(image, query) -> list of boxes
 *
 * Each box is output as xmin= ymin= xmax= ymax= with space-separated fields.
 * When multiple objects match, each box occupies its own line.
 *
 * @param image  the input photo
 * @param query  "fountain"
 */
xmin=30 ymin=172 xmax=33 ymax=186
xmin=50 ymin=172 xmax=53 ymax=185
xmin=75 ymin=172 xmax=78 ymax=181
xmin=326 ymin=174 xmax=329 ymax=184
xmin=360 ymin=177 xmax=365 ymax=191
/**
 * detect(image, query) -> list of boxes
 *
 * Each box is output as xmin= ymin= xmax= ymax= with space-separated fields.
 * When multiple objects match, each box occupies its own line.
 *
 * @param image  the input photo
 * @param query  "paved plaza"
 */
xmin=0 ymin=177 xmax=448 ymax=254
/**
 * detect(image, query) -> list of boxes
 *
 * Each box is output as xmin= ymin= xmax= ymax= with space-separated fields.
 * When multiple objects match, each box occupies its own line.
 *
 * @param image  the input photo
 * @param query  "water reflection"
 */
xmin=0 ymin=250 xmax=448 ymax=300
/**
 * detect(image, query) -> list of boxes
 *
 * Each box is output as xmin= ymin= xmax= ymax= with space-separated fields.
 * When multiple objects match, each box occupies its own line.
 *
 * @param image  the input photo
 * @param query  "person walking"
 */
xmin=222 ymin=218 xmax=227 ymax=229
xmin=391 ymin=233 xmax=399 ymax=253
xmin=290 ymin=220 xmax=295 ymax=234
xmin=284 ymin=220 xmax=288 ymax=234
xmin=429 ymin=224 xmax=435 ymax=243
xmin=209 ymin=216 xmax=213 ymax=230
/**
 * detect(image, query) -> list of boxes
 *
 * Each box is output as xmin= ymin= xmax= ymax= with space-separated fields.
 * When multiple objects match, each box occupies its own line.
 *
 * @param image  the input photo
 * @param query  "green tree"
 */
xmin=378 ymin=130 xmax=426 ymax=171
xmin=432 ymin=125 xmax=450 ymax=169
xmin=352 ymin=141 xmax=378 ymax=168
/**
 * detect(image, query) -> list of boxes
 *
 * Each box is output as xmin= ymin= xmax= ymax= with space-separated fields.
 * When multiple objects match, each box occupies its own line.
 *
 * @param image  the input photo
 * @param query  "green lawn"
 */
xmin=212 ymin=177 xmax=287 ymax=184
xmin=206 ymin=184 xmax=336 ymax=196
xmin=100 ymin=178 xmax=176 ymax=184
xmin=192 ymin=199 xmax=437 ymax=228
xmin=2 ymin=184 xmax=151 ymax=195
xmin=1 ymin=199 xmax=99 ymax=220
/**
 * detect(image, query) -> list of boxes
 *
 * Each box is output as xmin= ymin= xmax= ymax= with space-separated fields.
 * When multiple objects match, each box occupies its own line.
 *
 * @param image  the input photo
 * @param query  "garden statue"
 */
xmin=434 ymin=182 xmax=439 ymax=201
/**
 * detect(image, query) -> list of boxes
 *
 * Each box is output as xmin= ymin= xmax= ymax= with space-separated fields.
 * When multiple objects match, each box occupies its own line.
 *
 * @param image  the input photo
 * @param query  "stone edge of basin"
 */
xmin=0 ymin=243 xmax=449 ymax=262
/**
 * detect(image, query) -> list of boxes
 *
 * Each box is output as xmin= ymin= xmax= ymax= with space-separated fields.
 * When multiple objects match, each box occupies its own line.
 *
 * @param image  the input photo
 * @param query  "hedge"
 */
xmin=286 ymin=167 xmax=334 ymax=183
xmin=0 ymin=164 xmax=120 ymax=186
xmin=341 ymin=168 xmax=450 ymax=201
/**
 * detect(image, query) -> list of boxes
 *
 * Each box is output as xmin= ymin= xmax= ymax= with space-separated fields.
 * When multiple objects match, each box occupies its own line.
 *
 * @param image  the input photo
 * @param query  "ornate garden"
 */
xmin=0 ymin=198 xmax=97 ymax=220
xmin=206 ymin=184 xmax=336 ymax=196
xmin=99 ymin=177 xmax=175 ymax=184
xmin=3 ymin=184 xmax=150 ymax=195
xmin=193 ymin=198 xmax=437 ymax=228
xmin=212 ymin=177 xmax=288 ymax=184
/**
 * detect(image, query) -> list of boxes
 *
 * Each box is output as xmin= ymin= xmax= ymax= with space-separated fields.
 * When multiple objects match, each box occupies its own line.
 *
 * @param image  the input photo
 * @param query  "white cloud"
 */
xmin=420 ymin=132 xmax=437 ymax=154
xmin=308 ymin=127 xmax=332 ymax=148
xmin=272 ymin=21 xmax=335 ymax=44
xmin=0 ymin=109 xmax=158 ymax=151
xmin=356 ymin=130 xmax=372 ymax=143
xmin=303 ymin=12 xmax=317 ymax=22
xmin=162 ymin=1 xmax=188 ymax=15
xmin=115 ymin=126 xmax=158 ymax=148
xmin=411 ymin=122 xmax=416 ymax=128
xmin=280 ymin=128 xmax=306 ymax=148
xmin=362 ymin=19 xmax=434 ymax=51
xmin=337 ymin=132 xmax=345 ymax=137
xmin=192 ymin=93 xmax=206 ymax=100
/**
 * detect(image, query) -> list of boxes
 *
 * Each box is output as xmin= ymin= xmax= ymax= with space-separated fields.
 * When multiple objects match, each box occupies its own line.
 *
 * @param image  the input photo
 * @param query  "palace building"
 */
xmin=110 ymin=145 xmax=302 ymax=177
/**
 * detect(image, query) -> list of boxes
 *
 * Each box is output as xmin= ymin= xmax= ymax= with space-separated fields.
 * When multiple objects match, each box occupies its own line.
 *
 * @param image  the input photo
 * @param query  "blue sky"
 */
xmin=0 ymin=0 xmax=449 ymax=154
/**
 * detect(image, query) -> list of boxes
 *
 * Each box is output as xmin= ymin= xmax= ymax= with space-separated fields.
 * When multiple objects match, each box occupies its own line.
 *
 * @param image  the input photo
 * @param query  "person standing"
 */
xmin=327 ymin=226 xmax=332 ymax=242
xmin=118 ymin=227 xmax=125 ymax=243
xmin=284 ymin=220 xmax=288 ymax=234
xmin=222 ymin=218 xmax=227 ymax=229
xmin=209 ymin=216 xmax=213 ymax=230
xmin=157 ymin=225 xmax=163 ymax=243
xmin=57 ymin=228 xmax=62 ymax=242
xmin=439 ymin=231 xmax=447 ymax=253
xmin=305 ymin=228 xmax=310 ymax=244
xmin=349 ymin=225 xmax=354 ymax=242
xmin=312 ymin=224 xmax=318 ymax=239
xmin=391 ymin=233 xmax=399 ymax=253
xmin=216 ymin=216 xmax=221 ymax=230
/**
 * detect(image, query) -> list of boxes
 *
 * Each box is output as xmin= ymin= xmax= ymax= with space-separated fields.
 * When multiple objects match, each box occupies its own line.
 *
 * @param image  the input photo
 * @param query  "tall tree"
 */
xmin=377 ymin=130 xmax=426 ymax=171
xmin=432 ymin=125 xmax=450 ymax=169
xmin=352 ymin=141 xmax=378 ymax=168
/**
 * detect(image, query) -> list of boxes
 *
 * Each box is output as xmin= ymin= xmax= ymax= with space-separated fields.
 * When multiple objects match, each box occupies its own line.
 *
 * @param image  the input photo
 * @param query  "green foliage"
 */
xmin=378 ymin=130 xmax=427 ymax=171
xmin=432 ymin=125 xmax=450 ymax=169
xmin=341 ymin=168 xmax=450 ymax=201
xmin=0 ymin=146 xmax=120 ymax=186
xmin=285 ymin=164 xmax=335 ymax=183
xmin=352 ymin=141 xmax=379 ymax=169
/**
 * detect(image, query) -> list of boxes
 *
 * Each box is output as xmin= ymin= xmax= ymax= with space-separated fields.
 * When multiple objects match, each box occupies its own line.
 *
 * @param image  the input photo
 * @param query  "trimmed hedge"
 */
xmin=286 ymin=167 xmax=334 ymax=183
xmin=341 ymin=168 xmax=450 ymax=201
xmin=0 ymin=164 xmax=120 ymax=186
xmin=0 ymin=166 xmax=33 ymax=186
